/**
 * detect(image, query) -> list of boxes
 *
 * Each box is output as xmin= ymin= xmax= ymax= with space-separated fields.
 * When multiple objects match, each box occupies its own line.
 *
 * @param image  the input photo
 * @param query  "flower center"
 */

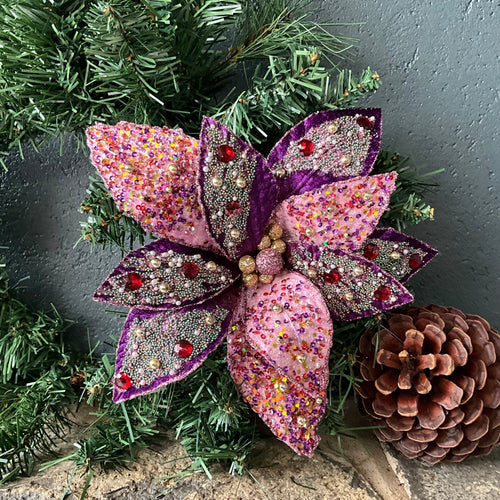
xmin=238 ymin=222 xmax=286 ymax=287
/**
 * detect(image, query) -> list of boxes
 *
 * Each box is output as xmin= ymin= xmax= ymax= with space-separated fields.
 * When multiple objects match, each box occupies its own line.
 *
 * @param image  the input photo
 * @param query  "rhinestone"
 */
xmin=299 ymin=139 xmax=314 ymax=156
xmin=409 ymin=253 xmax=423 ymax=269
xmin=124 ymin=272 xmax=142 ymax=291
xmin=374 ymin=286 xmax=391 ymax=301
xmin=115 ymin=373 xmax=132 ymax=390
xmin=363 ymin=243 xmax=379 ymax=260
xmin=217 ymin=144 xmax=235 ymax=163
xmin=357 ymin=116 xmax=374 ymax=129
xmin=181 ymin=262 xmax=199 ymax=279
xmin=324 ymin=271 xmax=340 ymax=284
xmin=175 ymin=339 xmax=193 ymax=358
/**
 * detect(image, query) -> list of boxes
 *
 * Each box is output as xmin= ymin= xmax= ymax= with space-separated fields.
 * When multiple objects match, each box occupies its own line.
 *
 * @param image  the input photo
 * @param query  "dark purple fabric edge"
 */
xmin=370 ymin=227 xmax=439 ymax=284
xmin=112 ymin=286 xmax=240 ymax=403
xmin=93 ymin=237 xmax=239 ymax=309
xmin=199 ymin=117 xmax=277 ymax=261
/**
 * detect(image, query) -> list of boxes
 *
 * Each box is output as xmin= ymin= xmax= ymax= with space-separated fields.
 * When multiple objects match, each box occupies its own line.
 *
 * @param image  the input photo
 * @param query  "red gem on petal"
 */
xmin=299 ymin=139 xmax=314 ymax=156
xmin=363 ymin=243 xmax=379 ymax=260
xmin=181 ymin=262 xmax=199 ymax=279
xmin=225 ymin=200 xmax=242 ymax=217
xmin=125 ymin=272 xmax=142 ymax=291
xmin=324 ymin=271 xmax=340 ymax=284
xmin=408 ymin=253 xmax=423 ymax=269
xmin=175 ymin=339 xmax=193 ymax=358
xmin=374 ymin=286 xmax=391 ymax=301
xmin=217 ymin=144 xmax=235 ymax=163
xmin=115 ymin=373 xmax=132 ymax=390
xmin=357 ymin=116 xmax=374 ymax=129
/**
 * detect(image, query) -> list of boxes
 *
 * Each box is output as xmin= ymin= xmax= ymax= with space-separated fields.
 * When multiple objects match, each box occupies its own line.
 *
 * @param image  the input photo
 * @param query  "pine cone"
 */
xmin=357 ymin=305 xmax=500 ymax=464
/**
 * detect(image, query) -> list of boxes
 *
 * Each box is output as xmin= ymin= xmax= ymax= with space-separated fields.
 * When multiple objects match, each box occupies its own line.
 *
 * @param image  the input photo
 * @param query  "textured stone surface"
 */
xmin=383 ymin=443 xmax=500 ymax=500
xmin=0 ymin=0 xmax=499 ymax=349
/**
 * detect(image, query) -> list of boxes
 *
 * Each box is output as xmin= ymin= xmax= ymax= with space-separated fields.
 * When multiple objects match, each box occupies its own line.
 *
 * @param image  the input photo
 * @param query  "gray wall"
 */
xmin=1 ymin=0 xmax=499 ymax=352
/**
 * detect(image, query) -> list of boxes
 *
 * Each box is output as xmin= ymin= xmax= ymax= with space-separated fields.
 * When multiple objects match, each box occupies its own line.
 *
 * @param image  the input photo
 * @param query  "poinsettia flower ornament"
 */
xmin=86 ymin=108 xmax=437 ymax=456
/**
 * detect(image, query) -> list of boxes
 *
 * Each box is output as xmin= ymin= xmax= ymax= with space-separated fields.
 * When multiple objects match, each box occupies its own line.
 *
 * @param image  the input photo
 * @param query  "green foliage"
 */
xmin=0 ymin=263 xmax=76 ymax=483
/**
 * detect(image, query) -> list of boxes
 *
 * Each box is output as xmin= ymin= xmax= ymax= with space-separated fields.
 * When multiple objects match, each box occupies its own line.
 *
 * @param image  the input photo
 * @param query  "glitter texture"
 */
xmin=86 ymin=121 xmax=218 ymax=252
xmin=227 ymin=272 xmax=332 ymax=456
xmin=88 ymin=108 xmax=438 ymax=457
xmin=274 ymin=173 xmax=397 ymax=253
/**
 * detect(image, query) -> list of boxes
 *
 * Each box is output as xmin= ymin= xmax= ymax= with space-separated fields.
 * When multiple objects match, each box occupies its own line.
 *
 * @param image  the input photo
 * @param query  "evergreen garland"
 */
xmin=0 ymin=0 xmax=442 ymax=493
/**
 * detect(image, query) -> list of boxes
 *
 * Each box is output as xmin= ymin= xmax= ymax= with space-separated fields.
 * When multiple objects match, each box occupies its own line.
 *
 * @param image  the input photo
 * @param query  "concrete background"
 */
xmin=1 ymin=0 xmax=499 ymax=352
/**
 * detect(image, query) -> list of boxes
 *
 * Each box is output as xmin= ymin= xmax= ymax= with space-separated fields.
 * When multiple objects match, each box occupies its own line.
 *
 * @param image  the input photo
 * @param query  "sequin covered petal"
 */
xmin=113 ymin=289 xmax=239 ymax=403
xmin=227 ymin=271 xmax=332 ymax=456
xmin=287 ymin=244 xmax=414 ymax=321
xmin=274 ymin=173 xmax=397 ymax=253
xmin=94 ymin=238 xmax=239 ymax=309
xmin=86 ymin=121 xmax=218 ymax=252
xmin=356 ymin=228 xmax=439 ymax=284
xmin=199 ymin=117 xmax=277 ymax=261
xmin=267 ymin=108 xmax=382 ymax=202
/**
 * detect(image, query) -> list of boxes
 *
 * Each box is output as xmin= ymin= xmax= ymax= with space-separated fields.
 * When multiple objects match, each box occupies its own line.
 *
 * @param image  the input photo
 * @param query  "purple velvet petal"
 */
xmin=113 ymin=286 xmax=240 ymax=403
xmin=267 ymin=108 xmax=382 ymax=202
xmin=199 ymin=117 xmax=277 ymax=261
xmin=357 ymin=228 xmax=439 ymax=284
xmin=94 ymin=238 xmax=239 ymax=310
xmin=287 ymin=243 xmax=413 ymax=322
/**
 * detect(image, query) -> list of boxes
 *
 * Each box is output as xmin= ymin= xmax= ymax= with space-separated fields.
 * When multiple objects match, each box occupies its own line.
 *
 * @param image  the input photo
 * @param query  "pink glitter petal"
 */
xmin=274 ymin=173 xmax=397 ymax=253
xmin=227 ymin=271 xmax=333 ymax=456
xmin=86 ymin=121 xmax=219 ymax=252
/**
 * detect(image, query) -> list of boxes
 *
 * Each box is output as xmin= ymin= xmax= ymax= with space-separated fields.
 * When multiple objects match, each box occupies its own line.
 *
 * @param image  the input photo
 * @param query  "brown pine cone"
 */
xmin=357 ymin=305 xmax=500 ymax=464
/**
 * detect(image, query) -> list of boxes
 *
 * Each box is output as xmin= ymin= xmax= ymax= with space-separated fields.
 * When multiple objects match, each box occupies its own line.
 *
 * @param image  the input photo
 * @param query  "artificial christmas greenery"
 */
xmin=0 ymin=0 xmax=441 ymax=492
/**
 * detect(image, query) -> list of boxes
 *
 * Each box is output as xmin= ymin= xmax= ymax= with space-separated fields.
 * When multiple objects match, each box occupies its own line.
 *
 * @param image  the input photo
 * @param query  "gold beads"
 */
xmin=149 ymin=358 xmax=161 ymax=370
xmin=307 ymin=268 xmax=318 ymax=278
xmin=390 ymin=251 xmax=401 ymax=260
xmin=275 ymin=168 xmax=286 ymax=178
xmin=211 ymin=175 xmax=223 ymax=188
xmin=352 ymin=266 xmax=364 ymax=277
xmin=267 ymin=222 xmax=283 ymax=240
xmin=238 ymin=255 xmax=256 ymax=274
xmin=304 ymin=227 xmax=315 ymax=238
xmin=229 ymin=228 xmax=240 ymax=239
xmin=363 ymin=192 xmax=373 ymax=201
xmin=168 ymin=164 xmax=178 ymax=175
xmin=339 ymin=154 xmax=351 ymax=166
xmin=242 ymin=273 xmax=258 ymax=287
xmin=158 ymin=282 xmax=171 ymax=294
xmin=296 ymin=354 xmax=306 ymax=363
xmin=271 ymin=239 xmax=286 ymax=254
xmin=259 ymin=274 xmax=274 ymax=284
xmin=258 ymin=235 xmax=272 ymax=250
xmin=235 ymin=176 xmax=247 ymax=188
xmin=328 ymin=122 xmax=339 ymax=134
xmin=272 ymin=303 xmax=283 ymax=313
xmin=205 ymin=313 xmax=216 ymax=326
xmin=150 ymin=257 xmax=162 ymax=269
xmin=297 ymin=416 xmax=307 ymax=427
xmin=344 ymin=292 xmax=354 ymax=301
xmin=206 ymin=261 xmax=217 ymax=271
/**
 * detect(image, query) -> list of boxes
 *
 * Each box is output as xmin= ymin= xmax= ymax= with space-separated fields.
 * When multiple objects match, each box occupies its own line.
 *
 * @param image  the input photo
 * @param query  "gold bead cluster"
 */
xmin=238 ymin=222 xmax=287 ymax=287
